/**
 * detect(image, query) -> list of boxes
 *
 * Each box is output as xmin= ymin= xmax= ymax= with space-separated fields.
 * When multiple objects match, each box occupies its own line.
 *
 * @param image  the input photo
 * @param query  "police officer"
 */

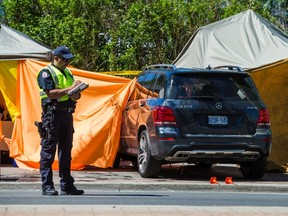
xmin=37 ymin=46 xmax=84 ymax=195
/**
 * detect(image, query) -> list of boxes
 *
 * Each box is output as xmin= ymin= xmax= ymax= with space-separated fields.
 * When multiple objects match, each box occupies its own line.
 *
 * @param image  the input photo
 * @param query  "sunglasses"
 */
xmin=57 ymin=56 xmax=70 ymax=63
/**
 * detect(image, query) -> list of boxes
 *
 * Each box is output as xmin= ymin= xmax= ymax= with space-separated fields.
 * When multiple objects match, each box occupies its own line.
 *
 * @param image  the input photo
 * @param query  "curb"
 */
xmin=1 ymin=182 xmax=288 ymax=193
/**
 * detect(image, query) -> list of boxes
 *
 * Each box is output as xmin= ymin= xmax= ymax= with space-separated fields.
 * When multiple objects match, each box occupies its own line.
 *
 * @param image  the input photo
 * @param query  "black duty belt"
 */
xmin=52 ymin=106 xmax=75 ymax=113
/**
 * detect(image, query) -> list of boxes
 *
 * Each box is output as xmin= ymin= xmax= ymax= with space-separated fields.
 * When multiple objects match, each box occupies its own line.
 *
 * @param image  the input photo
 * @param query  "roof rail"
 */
xmin=213 ymin=65 xmax=243 ymax=72
xmin=143 ymin=64 xmax=176 ymax=71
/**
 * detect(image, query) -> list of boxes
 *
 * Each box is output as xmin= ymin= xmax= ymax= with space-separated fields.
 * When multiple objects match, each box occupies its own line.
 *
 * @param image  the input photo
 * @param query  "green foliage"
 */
xmin=104 ymin=0 xmax=226 ymax=70
xmin=223 ymin=0 xmax=270 ymax=17
xmin=0 ymin=0 xmax=286 ymax=72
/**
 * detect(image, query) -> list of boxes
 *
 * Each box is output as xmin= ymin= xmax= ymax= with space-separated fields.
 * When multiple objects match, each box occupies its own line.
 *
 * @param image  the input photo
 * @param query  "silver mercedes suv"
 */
xmin=119 ymin=64 xmax=272 ymax=179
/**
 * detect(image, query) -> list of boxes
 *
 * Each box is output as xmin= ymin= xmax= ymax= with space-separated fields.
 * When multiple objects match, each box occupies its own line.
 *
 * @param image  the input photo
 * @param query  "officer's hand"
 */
xmin=72 ymin=80 xmax=82 ymax=88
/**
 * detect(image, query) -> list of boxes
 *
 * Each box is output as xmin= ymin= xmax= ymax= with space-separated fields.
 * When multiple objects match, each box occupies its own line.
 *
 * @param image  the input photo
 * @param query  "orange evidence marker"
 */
xmin=225 ymin=177 xmax=234 ymax=184
xmin=210 ymin=176 xmax=218 ymax=184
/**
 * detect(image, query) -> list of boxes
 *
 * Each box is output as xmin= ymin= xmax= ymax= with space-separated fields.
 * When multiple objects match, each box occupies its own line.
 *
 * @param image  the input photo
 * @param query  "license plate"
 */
xmin=208 ymin=115 xmax=228 ymax=125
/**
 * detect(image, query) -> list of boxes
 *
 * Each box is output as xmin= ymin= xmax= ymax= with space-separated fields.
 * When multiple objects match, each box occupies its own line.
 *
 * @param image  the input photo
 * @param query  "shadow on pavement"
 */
xmin=84 ymin=161 xmax=288 ymax=183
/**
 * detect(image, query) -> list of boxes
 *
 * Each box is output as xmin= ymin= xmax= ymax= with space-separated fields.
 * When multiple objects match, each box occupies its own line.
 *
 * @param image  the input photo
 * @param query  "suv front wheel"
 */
xmin=138 ymin=130 xmax=161 ymax=178
xmin=240 ymin=158 xmax=267 ymax=179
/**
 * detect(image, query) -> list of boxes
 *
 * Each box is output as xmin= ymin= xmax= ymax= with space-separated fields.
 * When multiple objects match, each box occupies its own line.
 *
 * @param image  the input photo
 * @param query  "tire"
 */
xmin=240 ymin=158 xmax=267 ymax=179
xmin=137 ymin=130 xmax=161 ymax=178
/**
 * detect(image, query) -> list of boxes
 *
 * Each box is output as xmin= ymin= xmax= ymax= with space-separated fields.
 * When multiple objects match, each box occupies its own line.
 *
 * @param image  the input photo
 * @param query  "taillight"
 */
xmin=152 ymin=106 xmax=177 ymax=126
xmin=257 ymin=109 xmax=270 ymax=127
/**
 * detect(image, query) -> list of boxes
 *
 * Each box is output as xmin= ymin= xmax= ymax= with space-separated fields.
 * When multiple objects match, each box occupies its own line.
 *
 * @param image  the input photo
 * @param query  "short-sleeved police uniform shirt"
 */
xmin=37 ymin=66 xmax=77 ymax=107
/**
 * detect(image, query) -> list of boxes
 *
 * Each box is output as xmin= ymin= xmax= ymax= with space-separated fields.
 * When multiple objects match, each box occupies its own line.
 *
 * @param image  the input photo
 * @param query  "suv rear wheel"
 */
xmin=138 ymin=130 xmax=161 ymax=178
xmin=240 ymin=158 xmax=267 ymax=179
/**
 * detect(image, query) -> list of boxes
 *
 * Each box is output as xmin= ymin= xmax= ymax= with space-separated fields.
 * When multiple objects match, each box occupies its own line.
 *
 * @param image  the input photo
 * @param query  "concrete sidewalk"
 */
xmin=1 ymin=163 xmax=288 ymax=192
xmin=1 ymin=205 xmax=288 ymax=216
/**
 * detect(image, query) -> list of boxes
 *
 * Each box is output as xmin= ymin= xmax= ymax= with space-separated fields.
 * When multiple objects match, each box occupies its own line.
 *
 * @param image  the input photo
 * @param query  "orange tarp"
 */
xmin=0 ymin=59 xmax=136 ymax=170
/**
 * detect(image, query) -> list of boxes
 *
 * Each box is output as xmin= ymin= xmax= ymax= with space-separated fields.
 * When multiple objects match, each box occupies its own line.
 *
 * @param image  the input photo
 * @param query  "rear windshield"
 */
xmin=165 ymin=74 xmax=261 ymax=101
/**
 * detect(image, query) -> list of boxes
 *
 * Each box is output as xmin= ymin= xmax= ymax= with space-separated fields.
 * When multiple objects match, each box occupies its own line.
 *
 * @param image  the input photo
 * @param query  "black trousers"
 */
xmin=40 ymin=109 xmax=75 ymax=191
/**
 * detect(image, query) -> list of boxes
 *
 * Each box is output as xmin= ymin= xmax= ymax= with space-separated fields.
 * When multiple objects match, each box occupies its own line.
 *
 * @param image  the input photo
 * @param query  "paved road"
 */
xmin=1 ymin=190 xmax=288 ymax=206
xmin=0 ymin=163 xmax=288 ymax=215
xmin=0 ymin=190 xmax=288 ymax=215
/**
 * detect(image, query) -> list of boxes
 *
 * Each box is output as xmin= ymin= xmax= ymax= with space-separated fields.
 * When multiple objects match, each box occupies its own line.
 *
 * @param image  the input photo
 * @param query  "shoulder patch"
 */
xmin=42 ymin=72 xmax=48 ymax=78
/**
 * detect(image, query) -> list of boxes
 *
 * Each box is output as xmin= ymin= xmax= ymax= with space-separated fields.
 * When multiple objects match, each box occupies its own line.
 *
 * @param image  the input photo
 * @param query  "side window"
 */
xmin=141 ymin=73 xmax=156 ymax=90
xmin=138 ymin=73 xmax=156 ymax=99
xmin=137 ymin=73 xmax=147 ymax=85
xmin=136 ymin=73 xmax=156 ymax=99
xmin=136 ymin=73 xmax=147 ymax=100
xmin=137 ymin=73 xmax=166 ymax=99
xmin=153 ymin=74 xmax=165 ymax=98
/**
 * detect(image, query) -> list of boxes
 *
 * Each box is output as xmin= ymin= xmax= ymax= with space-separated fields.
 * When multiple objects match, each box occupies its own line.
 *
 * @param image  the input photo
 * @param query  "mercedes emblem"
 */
xmin=215 ymin=102 xmax=223 ymax=109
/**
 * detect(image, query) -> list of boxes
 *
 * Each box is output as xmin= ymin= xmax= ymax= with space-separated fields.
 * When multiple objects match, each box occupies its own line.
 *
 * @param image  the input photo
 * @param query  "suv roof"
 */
xmin=142 ymin=64 xmax=247 ymax=75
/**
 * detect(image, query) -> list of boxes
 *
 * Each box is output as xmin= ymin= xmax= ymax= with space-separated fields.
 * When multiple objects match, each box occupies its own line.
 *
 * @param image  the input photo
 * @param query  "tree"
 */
xmin=104 ymin=0 xmax=225 ymax=70
xmin=0 ymin=0 xmax=285 ymax=72
xmin=260 ymin=0 xmax=287 ymax=31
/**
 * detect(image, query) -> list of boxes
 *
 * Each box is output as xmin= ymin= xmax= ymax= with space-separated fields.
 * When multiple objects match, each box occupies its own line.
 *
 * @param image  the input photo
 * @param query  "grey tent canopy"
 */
xmin=0 ymin=24 xmax=52 ymax=60
xmin=173 ymin=9 xmax=288 ymax=69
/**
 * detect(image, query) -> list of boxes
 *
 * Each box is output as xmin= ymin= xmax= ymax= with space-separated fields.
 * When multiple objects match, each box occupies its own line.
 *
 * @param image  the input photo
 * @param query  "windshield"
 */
xmin=166 ymin=74 xmax=261 ymax=101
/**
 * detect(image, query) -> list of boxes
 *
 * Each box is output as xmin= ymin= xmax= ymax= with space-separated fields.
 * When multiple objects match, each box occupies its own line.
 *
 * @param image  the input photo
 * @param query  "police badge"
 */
xmin=42 ymin=72 xmax=48 ymax=78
